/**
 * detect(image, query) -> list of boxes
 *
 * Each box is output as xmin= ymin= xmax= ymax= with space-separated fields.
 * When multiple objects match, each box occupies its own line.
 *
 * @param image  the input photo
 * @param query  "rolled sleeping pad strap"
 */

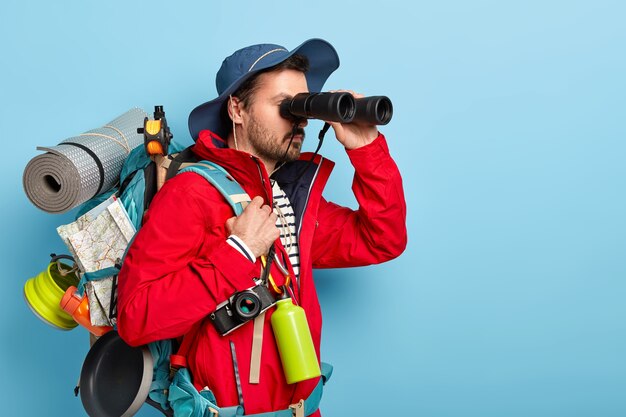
xmin=22 ymin=108 xmax=147 ymax=213
xmin=62 ymin=141 xmax=106 ymax=196
xmin=218 ymin=363 xmax=333 ymax=417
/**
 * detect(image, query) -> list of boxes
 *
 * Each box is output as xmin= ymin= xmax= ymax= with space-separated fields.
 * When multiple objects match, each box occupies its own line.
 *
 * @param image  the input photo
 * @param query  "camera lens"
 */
xmin=233 ymin=291 xmax=261 ymax=320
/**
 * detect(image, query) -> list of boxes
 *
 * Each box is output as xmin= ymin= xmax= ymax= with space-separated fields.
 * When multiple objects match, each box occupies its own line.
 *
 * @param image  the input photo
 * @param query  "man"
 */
xmin=117 ymin=38 xmax=407 ymax=416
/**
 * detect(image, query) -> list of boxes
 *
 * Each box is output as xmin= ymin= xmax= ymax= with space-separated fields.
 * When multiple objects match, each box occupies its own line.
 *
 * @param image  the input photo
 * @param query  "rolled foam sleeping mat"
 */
xmin=23 ymin=108 xmax=148 ymax=213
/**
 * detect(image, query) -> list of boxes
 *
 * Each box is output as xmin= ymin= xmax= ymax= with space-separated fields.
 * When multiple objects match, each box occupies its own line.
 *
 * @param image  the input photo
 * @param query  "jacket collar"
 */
xmin=191 ymin=129 xmax=331 ymax=200
xmin=192 ymin=130 xmax=271 ymax=200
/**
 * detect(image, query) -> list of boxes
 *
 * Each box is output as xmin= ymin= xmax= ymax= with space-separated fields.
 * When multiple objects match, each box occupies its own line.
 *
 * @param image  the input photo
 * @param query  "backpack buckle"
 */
xmin=169 ymin=353 xmax=187 ymax=378
xmin=289 ymin=399 xmax=304 ymax=417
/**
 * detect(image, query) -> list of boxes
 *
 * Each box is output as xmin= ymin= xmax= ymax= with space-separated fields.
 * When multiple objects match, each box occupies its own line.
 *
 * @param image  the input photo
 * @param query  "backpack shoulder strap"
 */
xmin=121 ymin=146 xmax=198 ymax=218
xmin=165 ymin=146 xmax=198 ymax=181
xmin=171 ymin=160 xmax=251 ymax=364
xmin=178 ymin=160 xmax=251 ymax=216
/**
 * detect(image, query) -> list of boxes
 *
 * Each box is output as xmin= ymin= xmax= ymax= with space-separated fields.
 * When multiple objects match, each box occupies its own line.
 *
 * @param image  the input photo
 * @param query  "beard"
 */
xmin=246 ymin=113 xmax=304 ymax=163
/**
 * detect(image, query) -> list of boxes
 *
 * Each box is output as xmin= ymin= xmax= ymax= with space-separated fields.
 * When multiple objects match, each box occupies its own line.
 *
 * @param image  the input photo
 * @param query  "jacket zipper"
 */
xmin=252 ymin=157 xmax=272 ymax=205
xmin=297 ymin=157 xmax=324 ymax=239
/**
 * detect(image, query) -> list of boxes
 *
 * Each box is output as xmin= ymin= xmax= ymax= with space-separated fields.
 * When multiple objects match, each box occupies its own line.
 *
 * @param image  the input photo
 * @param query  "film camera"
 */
xmin=209 ymin=284 xmax=276 ymax=335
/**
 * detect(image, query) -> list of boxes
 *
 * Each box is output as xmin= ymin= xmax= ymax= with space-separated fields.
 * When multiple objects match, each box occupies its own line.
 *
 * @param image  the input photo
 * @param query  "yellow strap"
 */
xmin=261 ymin=256 xmax=288 ymax=295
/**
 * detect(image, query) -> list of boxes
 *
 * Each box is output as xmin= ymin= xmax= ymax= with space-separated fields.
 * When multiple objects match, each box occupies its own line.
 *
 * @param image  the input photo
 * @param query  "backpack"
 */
xmin=63 ymin=140 xmax=191 ymax=326
xmin=64 ymin=136 xmax=254 ymax=416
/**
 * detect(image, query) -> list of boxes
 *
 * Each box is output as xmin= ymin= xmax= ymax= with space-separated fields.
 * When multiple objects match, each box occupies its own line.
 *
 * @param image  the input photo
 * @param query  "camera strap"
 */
xmin=286 ymin=123 xmax=330 ymax=186
xmin=250 ymin=249 xmax=275 ymax=384
xmin=249 ymin=312 xmax=265 ymax=384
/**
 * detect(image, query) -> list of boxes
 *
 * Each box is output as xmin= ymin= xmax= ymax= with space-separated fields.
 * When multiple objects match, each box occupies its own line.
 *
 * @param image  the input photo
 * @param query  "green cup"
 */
xmin=24 ymin=260 xmax=80 ymax=330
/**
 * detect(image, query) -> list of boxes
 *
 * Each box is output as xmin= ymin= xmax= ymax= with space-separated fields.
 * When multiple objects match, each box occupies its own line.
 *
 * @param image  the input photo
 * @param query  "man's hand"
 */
xmin=328 ymin=90 xmax=379 ymax=150
xmin=225 ymin=196 xmax=279 ymax=258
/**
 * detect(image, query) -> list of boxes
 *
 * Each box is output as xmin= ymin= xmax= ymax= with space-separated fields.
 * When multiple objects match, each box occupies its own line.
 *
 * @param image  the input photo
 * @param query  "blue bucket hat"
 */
xmin=188 ymin=38 xmax=340 ymax=141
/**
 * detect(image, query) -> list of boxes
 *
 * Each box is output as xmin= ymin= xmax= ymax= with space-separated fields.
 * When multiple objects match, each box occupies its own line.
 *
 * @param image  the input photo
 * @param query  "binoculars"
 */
xmin=280 ymin=92 xmax=393 ymax=125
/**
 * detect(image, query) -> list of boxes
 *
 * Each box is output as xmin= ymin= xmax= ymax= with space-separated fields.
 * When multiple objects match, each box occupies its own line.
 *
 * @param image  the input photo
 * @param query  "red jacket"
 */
xmin=117 ymin=130 xmax=407 ymax=415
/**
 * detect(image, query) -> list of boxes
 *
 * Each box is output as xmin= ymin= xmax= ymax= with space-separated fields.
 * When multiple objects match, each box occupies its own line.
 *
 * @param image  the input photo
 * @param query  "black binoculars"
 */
xmin=280 ymin=92 xmax=393 ymax=125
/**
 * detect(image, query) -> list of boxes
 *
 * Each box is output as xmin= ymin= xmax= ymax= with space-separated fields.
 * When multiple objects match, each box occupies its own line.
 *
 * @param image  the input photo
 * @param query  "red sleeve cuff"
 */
xmin=345 ymin=133 xmax=393 ymax=168
xmin=199 ymin=238 xmax=260 ymax=292
xmin=345 ymin=133 xmax=389 ymax=158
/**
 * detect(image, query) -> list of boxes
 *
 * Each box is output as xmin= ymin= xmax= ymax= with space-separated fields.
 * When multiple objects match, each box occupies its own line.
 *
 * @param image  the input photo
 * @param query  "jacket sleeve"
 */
xmin=310 ymin=134 xmax=407 ymax=268
xmin=116 ymin=173 xmax=259 ymax=346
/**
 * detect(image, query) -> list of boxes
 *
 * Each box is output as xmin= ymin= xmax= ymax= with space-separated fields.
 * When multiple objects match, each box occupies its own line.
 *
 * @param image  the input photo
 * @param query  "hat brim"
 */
xmin=188 ymin=38 xmax=339 ymax=141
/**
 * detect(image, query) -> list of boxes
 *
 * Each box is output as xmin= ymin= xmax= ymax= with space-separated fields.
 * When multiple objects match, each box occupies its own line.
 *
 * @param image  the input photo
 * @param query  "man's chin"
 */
xmin=284 ymin=149 xmax=302 ymax=162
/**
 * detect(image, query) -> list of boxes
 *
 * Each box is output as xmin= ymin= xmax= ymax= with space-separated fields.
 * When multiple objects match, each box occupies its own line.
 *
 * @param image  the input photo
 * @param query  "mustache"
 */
xmin=284 ymin=127 xmax=305 ymax=141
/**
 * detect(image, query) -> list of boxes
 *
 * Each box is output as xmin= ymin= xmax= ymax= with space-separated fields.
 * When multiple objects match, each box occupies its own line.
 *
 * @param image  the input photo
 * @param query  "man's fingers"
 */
xmin=329 ymin=89 xmax=364 ymax=99
xmin=247 ymin=197 xmax=274 ymax=217
xmin=225 ymin=216 xmax=236 ymax=233
xmin=249 ymin=196 xmax=265 ymax=208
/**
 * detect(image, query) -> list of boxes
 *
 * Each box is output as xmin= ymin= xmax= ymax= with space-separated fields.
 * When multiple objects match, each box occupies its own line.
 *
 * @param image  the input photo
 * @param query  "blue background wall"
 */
xmin=1 ymin=1 xmax=625 ymax=416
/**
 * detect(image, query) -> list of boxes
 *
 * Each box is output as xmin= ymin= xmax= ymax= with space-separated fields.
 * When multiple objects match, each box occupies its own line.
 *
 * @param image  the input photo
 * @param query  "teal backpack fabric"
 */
xmin=168 ymin=368 xmax=224 ymax=417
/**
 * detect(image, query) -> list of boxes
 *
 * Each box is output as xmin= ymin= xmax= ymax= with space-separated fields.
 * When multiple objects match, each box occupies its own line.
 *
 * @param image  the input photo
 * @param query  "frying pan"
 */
xmin=79 ymin=331 xmax=154 ymax=417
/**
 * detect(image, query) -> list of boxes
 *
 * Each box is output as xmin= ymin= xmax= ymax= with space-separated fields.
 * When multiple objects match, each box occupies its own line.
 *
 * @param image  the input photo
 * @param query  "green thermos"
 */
xmin=271 ymin=297 xmax=321 ymax=384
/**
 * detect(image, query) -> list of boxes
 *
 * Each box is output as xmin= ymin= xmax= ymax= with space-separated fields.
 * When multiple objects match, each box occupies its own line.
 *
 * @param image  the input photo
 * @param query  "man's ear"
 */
xmin=227 ymin=95 xmax=244 ymax=124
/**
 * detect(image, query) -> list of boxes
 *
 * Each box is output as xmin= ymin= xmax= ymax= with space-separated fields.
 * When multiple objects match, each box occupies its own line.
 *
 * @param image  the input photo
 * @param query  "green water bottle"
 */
xmin=271 ymin=297 xmax=321 ymax=384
